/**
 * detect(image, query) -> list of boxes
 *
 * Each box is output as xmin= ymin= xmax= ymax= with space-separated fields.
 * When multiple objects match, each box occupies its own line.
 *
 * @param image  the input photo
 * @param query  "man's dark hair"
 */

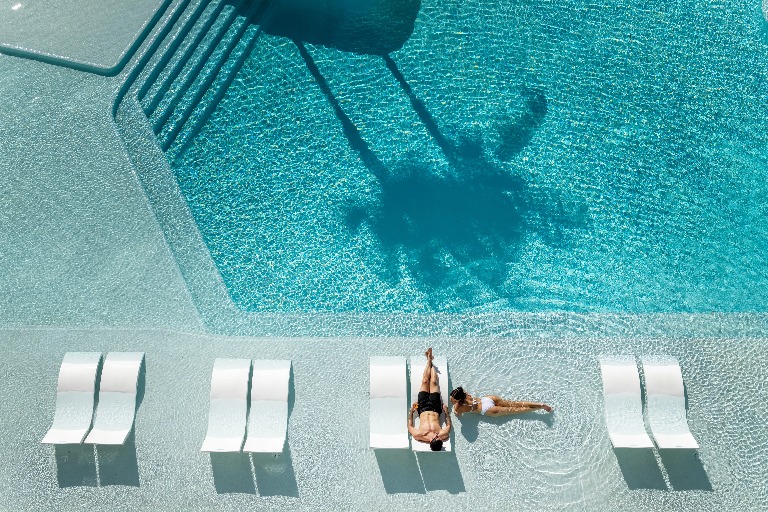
xmin=430 ymin=438 xmax=443 ymax=451
xmin=450 ymin=387 xmax=466 ymax=401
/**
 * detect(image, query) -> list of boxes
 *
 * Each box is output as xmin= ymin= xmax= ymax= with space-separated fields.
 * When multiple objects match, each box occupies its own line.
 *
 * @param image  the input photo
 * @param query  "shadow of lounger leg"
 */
xmin=613 ymin=448 xmax=667 ymax=490
xmin=95 ymin=435 xmax=140 ymax=487
xmin=55 ymin=444 xmax=97 ymax=487
xmin=251 ymin=449 xmax=299 ymax=497
xmin=374 ymin=449 xmax=425 ymax=494
xmin=210 ymin=452 xmax=256 ymax=494
xmin=659 ymin=449 xmax=713 ymax=491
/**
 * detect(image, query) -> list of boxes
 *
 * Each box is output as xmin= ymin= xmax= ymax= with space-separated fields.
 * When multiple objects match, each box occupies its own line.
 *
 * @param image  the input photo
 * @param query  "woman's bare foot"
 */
xmin=424 ymin=347 xmax=433 ymax=361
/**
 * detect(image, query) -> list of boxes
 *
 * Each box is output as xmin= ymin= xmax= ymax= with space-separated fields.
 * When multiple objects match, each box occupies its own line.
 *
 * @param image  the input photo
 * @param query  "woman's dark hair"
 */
xmin=450 ymin=387 xmax=466 ymax=401
xmin=430 ymin=438 xmax=443 ymax=451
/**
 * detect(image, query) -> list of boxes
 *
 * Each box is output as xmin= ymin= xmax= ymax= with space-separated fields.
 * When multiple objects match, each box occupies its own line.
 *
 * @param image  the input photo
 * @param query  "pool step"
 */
xmin=148 ymin=0 xmax=246 ymax=132
xmin=138 ymin=0 xmax=229 ymax=114
xmin=121 ymin=0 xmax=268 ymax=154
xmin=165 ymin=21 xmax=263 ymax=155
xmin=156 ymin=0 xmax=266 ymax=152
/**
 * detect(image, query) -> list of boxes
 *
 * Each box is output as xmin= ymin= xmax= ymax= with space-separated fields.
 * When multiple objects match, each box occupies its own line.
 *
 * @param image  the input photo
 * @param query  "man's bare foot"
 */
xmin=424 ymin=348 xmax=433 ymax=361
xmin=542 ymin=405 xmax=553 ymax=413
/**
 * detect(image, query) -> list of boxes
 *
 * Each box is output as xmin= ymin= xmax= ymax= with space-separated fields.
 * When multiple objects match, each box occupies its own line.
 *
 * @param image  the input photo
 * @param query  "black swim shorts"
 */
xmin=417 ymin=391 xmax=442 ymax=415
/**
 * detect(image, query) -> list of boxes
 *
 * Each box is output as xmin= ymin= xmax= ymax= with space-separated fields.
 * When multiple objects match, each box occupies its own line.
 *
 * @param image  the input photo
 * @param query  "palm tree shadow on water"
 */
xmin=287 ymin=4 xmax=588 ymax=309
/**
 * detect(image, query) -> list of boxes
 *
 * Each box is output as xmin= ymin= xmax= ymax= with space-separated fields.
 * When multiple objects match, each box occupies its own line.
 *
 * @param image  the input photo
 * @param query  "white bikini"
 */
xmin=469 ymin=396 xmax=495 ymax=415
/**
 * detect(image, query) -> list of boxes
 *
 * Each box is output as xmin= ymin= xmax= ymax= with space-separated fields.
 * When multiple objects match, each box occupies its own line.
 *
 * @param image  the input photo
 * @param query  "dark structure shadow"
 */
xmin=95 ymin=434 xmax=140 ymax=487
xmin=495 ymin=86 xmax=548 ymax=161
xmin=416 ymin=451 xmax=465 ymax=494
xmin=374 ymin=449 xmax=426 ymax=494
xmin=348 ymin=157 xmax=532 ymax=305
xmin=659 ymin=449 xmax=713 ymax=491
xmin=317 ymin=55 xmax=584 ymax=308
xmin=251 ymin=448 xmax=299 ymax=497
xmin=263 ymin=0 xmax=421 ymax=55
xmin=55 ymin=444 xmax=98 ymax=487
xmin=613 ymin=448 xmax=667 ymax=490
xmin=211 ymin=452 xmax=257 ymax=494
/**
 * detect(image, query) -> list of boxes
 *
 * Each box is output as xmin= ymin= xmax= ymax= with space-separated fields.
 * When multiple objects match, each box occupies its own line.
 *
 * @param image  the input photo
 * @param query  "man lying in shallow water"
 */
xmin=449 ymin=386 xmax=553 ymax=417
xmin=407 ymin=348 xmax=451 ymax=451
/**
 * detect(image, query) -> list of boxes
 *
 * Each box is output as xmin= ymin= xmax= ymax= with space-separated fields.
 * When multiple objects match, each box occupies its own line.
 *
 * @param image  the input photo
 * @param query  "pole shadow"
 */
xmin=95 ymin=433 xmax=140 ymax=487
xmin=251 ymin=448 xmax=299 ymax=497
xmin=383 ymin=54 xmax=457 ymax=162
xmin=613 ymin=448 xmax=667 ymax=490
xmin=210 ymin=452 xmax=257 ymax=494
xmin=55 ymin=444 xmax=98 ymax=487
xmin=295 ymin=40 xmax=388 ymax=181
xmin=659 ymin=449 xmax=712 ymax=491
xmin=374 ymin=449 xmax=426 ymax=494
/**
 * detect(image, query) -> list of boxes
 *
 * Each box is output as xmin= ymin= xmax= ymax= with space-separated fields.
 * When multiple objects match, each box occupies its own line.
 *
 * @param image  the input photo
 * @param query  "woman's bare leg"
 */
xmin=492 ymin=397 xmax=553 ymax=413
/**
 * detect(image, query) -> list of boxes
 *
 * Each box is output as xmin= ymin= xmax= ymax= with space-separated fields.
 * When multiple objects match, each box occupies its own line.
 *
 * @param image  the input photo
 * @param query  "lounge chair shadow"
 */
xmin=135 ymin=356 xmax=146 ymax=409
xmin=95 ymin=432 xmax=140 ymax=487
xmin=251 ymin=447 xmax=299 ymax=497
xmin=416 ymin=451 xmax=465 ymax=494
xmin=659 ymin=449 xmax=712 ymax=491
xmin=210 ymin=452 xmax=256 ymax=494
xmin=374 ymin=449 xmax=425 ymax=494
xmin=613 ymin=448 xmax=667 ymax=490
xmin=54 ymin=444 xmax=97 ymax=487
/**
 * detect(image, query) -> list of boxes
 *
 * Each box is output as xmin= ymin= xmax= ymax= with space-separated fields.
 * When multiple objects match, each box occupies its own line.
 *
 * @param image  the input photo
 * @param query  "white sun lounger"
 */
xmin=84 ymin=352 xmax=145 ymax=445
xmin=409 ymin=355 xmax=451 ymax=452
xmin=599 ymin=357 xmax=653 ymax=448
xmin=201 ymin=358 xmax=252 ymax=452
xmin=641 ymin=357 xmax=699 ymax=449
xmin=243 ymin=360 xmax=291 ymax=453
xmin=369 ymin=357 xmax=409 ymax=449
xmin=42 ymin=352 xmax=102 ymax=444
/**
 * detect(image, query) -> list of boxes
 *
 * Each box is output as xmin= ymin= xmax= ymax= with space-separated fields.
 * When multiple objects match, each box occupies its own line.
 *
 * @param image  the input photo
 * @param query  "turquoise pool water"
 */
xmin=169 ymin=0 xmax=768 ymax=314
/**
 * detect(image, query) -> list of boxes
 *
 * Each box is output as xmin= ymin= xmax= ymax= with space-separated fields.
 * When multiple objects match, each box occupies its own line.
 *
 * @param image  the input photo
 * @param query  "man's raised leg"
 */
xmin=420 ymin=348 xmax=434 ymax=392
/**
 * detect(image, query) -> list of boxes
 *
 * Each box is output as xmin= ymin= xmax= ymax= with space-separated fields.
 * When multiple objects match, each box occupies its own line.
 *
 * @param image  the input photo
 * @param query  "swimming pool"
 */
xmin=2 ymin=0 xmax=768 ymax=510
xmin=161 ymin=0 xmax=768 ymax=314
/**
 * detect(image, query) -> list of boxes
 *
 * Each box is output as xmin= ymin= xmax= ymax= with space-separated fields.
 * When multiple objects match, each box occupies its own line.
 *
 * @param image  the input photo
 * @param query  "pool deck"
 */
xmin=1 ymin=1 xmax=768 ymax=510
xmin=0 ymin=0 xmax=171 ymax=74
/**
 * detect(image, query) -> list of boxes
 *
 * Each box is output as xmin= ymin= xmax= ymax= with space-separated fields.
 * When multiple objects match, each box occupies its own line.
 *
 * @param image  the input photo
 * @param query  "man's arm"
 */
xmin=407 ymin=402 xmax=418 ymax=436
xmin=439 ymin=404 xmax=452 ymax=439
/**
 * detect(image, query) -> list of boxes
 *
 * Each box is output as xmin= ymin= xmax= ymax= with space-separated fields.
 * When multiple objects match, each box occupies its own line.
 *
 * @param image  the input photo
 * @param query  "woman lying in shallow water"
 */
xmin=449 ymin=387 xmax=553 ymax=417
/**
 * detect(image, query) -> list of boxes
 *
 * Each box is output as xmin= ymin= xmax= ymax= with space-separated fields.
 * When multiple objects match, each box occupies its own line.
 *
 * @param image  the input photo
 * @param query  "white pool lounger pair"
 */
xmin=369 ymin=356 xmax=451 ymax=452
xmin=599 ymin=356 xmax=698 ymax=450
xmin=201 ymin=358 xmax=291 ymax=453
xmin=42 ymin=352 xmax=144 ymax=445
